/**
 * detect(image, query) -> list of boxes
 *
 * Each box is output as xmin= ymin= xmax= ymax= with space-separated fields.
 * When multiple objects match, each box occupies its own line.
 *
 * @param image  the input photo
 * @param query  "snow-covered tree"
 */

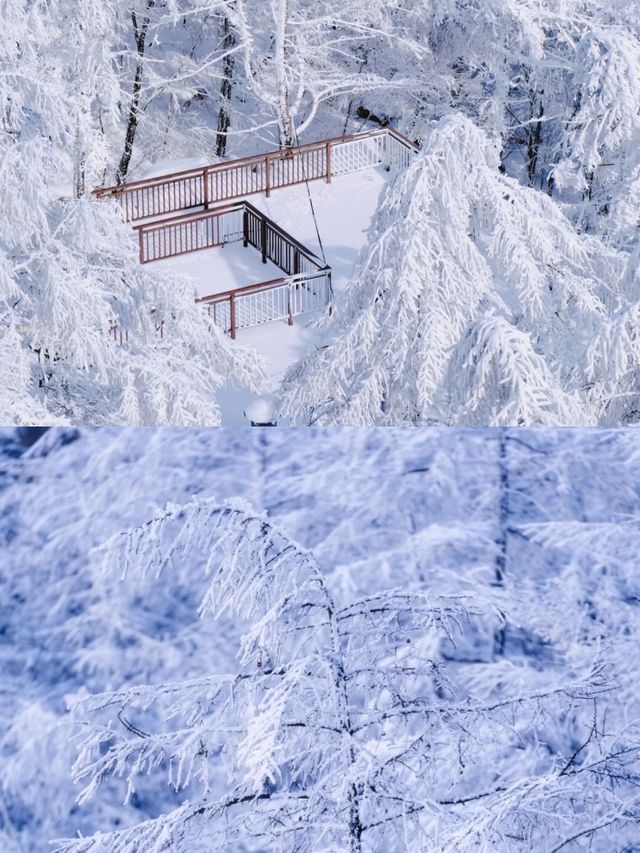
xmin=58 ymin=497 xmax=637 ymax=853
xmin=2 ymin=428 xmax=640 ymax=849
xmin=550 ymin=19 xmax=640 ymax=247
xmin=0 ymin=0 xmax=266 ymax=425
xmin=276 ymin=114 xmax=635 ymax=426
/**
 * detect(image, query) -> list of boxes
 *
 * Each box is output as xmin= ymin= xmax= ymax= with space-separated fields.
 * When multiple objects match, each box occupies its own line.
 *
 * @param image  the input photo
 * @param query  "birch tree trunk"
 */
xmin=73 ymin=119 xmax=86 ymax=197
xmin=274 ymin=0 xmax=295 ymax=147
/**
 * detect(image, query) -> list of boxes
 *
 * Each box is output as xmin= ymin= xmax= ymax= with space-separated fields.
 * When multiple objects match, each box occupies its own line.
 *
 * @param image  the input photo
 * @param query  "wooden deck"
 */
xmin=94 ymin=128 xmax=418 ymax=339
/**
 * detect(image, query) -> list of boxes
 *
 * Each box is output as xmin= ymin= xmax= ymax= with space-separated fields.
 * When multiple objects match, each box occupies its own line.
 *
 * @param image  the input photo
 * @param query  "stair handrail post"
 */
xmin=261 ymin=214 xmax=268 ymax=264
xmin=265 ymin=154 xmax=271 ymax=198
xmin=203 ymin=166 xmax=210 ymax=210
xmin=242 ymin=207 xmax=249 ymax=247
xmin=326 ymin=140 xmax=332 ymax=183
xmin=138 ymin=228 xmax=145 ymax=263
xmin=229 ymin=292 xmax=237 ymax=339
xmin=287 ymin=282 xmax=293 ymax=326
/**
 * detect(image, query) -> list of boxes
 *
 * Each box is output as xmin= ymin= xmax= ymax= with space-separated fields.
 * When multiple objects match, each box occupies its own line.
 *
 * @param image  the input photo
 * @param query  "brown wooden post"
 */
xmin=242 ymin=208 xmax=249 ymax=247
xmin=326 ymin=140 xmax=332 ymax=183
xmin=229 ymin=292 xmax=236 ymax=339
xmin=265 ymin=155 xmax=271 ymax=197
xmin=203 ymin=167 xmax=209 ymax=210
xmin=138 ymin=228 xmax=144 ymax=263
xmin=287 ymin=286 xmax=293 ymax=326
xmin=261 ymin=216 xmax=268 ymax=264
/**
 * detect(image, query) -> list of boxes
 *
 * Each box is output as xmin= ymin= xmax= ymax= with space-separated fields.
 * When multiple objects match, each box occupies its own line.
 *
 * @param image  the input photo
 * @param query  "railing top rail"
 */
xmin=385 ymin=127 xmax=420 ymax=152
xmin=132 ymin=200 xmax=245 ymax=231
xmin=196 ymin=268 xmax=329 ymax=304
xmin=196 ymin=275 xmax=288 ymax=303
xmin=93 ymin=127 xmax=419 ymax=197
xmin=242 ymin=201 xmax=325 ymax=267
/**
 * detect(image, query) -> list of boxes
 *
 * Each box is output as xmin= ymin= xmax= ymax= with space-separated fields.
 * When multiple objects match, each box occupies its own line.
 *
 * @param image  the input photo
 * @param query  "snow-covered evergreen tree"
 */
xmin=549 ymin=12 xmax=640 ymax=247
xmin=58 ymin=497 xmax=633 ymax=852
xmin=2 ymin=428 xmax=640 ymax=849
xmin=277 ymin=115 xmax=637 ymax=426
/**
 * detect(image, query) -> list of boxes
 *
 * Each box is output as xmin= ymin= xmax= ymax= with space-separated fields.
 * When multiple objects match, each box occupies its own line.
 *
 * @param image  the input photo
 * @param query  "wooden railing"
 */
xmin=197 ymin=269 xmax=332 ymax=339
xmin=94 ymin=128 xmax=418 ymax=223
xmin=131 ymin=200 xmax=330 ymax=339
xmin=134 ymin=200 xmax=323 ymax=275
xmin=133 ymin=201 xmax=243 ymax=263
xmin=133 ymin=200 xmax=326 ymax=270
xmin=108 ymin=269 xmax=331 ymax=344
xmin=100 ymin=126 xmax=417 ymax=341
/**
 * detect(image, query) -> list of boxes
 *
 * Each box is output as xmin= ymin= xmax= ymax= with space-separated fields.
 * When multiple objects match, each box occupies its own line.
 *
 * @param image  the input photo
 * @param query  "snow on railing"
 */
xmin=94 ymin=128 xmax=418 ymax=223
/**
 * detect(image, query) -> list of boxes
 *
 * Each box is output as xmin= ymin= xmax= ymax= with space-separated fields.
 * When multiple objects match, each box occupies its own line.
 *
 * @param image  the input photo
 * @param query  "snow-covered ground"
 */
xmin=162 ymin=241 xmax=284 ymax=299
xmin=154 ymin=167 xmax=389 ymax=424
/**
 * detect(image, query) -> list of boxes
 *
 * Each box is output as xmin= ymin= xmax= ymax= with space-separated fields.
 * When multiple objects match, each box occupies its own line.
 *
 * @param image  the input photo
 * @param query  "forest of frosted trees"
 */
xmin=4 ymin=4 xmax=640 ymax=853
xmin=2 ymin=1 xmax=640 ymax=425
xmin=1 ymin=426 xmax=639 ymax=850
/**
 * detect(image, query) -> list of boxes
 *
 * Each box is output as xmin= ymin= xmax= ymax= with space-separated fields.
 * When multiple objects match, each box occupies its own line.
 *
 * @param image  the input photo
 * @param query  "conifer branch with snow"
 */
xmin=56 ymin=496 xmax=638 ymax=852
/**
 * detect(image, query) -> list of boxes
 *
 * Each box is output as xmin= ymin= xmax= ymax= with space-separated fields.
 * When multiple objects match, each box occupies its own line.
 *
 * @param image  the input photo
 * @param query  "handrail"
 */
xmin=131 ymin=199 xmax=244 ymax=231
xmin=197 ymin=268 xmax=332 ymax=339
xmin=242 ymin=201 xmax=323 ymax=264
xmin=196 ymin=275 xmax=287 ymax=303
xmin=196 ymin=268 xmax=329 ymax=304
xmin=134 ymin=200 xmax=323 ymax=265
xmin=93 ymin=127 xmax=418 ymax=198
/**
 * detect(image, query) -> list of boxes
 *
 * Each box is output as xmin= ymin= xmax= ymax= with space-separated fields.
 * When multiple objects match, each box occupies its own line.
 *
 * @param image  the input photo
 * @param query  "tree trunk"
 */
xmin=493 ymin=429 xmax=510 ymax=656
xmin=116 ymin=2 xmax=155 ymax=185
xmin=215 ymin=14 xmax=236 ymax=158
xmin=274 ymin=0 xmax=294 ymax=148
xmin=320 ymin=582 xmax=362 ymax=852
xmin=73 ymin=121 xmax=86 ymax=198
xmin=526 ymin=93 xmax=544 ymax=188
xmin=494 ymin=429 xmax=510 ymax=586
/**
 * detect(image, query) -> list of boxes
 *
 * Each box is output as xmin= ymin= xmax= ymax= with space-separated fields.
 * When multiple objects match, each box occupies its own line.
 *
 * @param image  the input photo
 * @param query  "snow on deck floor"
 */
xmin=162 ymin=241 xmax=283 ymax=299
xmin=152 ymin=167 xmax=389 ymax=425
